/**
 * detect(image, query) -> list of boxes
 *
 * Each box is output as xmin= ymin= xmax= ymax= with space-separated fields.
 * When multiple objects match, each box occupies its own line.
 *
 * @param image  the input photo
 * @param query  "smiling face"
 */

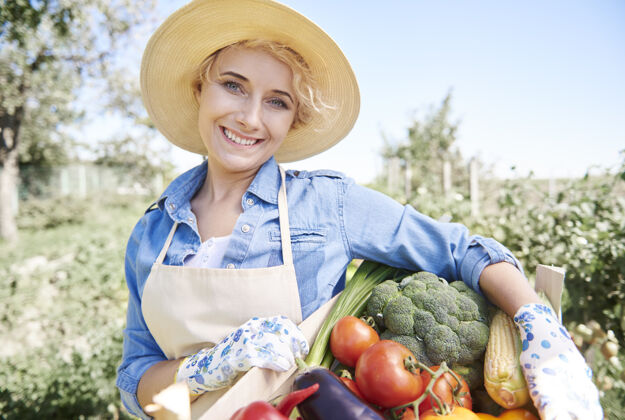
xmin=194 ymin=46 xmax=297 ymax=176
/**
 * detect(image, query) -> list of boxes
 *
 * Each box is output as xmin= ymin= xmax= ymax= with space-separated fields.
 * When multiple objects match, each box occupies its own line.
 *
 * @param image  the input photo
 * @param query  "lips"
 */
xmin=222 ymin=127 xmax=261 ymax=146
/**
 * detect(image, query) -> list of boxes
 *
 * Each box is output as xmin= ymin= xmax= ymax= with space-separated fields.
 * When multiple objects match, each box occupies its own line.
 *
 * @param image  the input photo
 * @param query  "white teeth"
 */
xmin=224 ymin=128 xmax=258 ymax=146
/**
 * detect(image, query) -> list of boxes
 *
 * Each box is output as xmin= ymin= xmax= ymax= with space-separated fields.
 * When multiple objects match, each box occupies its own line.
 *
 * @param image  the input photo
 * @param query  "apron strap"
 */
xmin=156 ymin=222 xmax=178 ymax=264
xmin=277 ymin=167 xmax=293 ymax=266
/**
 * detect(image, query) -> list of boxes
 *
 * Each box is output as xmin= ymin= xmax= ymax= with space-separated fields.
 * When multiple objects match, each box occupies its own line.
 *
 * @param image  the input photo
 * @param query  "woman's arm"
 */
xmin=117 ymin=217 xmax=171 ymax=418
xmin=342 ymin=182 xmax=524 ymax=295
xmin=478 ymin=261 xmax=542 ymax=317
xmin=480 ymin=262 xmax=603 ymax=419
xmin=137 ymin=360 xmax=200 ymax=408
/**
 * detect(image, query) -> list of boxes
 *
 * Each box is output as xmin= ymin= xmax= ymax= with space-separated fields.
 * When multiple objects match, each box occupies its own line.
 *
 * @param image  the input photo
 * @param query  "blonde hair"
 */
xmin=192 ymin=39 xmax=333 ymax=129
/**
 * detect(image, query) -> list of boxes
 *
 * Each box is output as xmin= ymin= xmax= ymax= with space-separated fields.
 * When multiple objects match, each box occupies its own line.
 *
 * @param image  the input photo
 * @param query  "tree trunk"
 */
xmin=0 ymin=147 xmax=19 ymax=241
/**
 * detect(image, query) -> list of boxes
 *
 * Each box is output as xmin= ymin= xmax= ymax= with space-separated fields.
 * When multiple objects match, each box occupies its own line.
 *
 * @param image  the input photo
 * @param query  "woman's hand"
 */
xmin=175 ymin=316 xmax=309 ymax=395
xmin=514 ymin=303 xmax=603 ymax=420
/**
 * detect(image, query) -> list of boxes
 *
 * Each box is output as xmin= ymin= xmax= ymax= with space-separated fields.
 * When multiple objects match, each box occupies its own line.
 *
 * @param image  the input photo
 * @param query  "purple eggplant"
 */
xmin=293 ymin=366 xmax=384 ymax=420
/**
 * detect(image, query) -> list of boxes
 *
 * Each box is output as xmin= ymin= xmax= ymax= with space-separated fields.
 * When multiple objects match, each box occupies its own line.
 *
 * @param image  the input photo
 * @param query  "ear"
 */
xmin=194 ymin=83 xmax=202 ymax=103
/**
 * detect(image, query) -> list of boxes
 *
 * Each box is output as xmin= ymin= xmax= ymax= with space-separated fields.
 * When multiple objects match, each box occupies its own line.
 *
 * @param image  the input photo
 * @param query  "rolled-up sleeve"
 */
xmin=341 ymin=181 xmax=523 ymax=295
xmin=116 ymin=218 xmax=166 ymax=419
xmin=460 ymin=236 xmax=522 ymax=293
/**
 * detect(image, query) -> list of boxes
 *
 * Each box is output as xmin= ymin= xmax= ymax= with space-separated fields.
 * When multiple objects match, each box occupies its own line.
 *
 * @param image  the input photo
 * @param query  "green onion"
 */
xmin=305 ymin=261 xmax=399 ymax=367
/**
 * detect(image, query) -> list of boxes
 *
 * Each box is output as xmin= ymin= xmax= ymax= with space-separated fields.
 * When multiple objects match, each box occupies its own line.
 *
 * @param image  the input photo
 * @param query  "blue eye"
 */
xmin=222 ymin=80 xmax=242 ymax=93
xmin=269 ymin=98 xmax=288 ymax=109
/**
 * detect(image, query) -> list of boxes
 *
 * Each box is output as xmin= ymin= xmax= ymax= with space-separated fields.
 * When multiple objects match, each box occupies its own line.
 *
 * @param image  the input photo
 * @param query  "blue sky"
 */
xmin=153 ymin=0 xmax=625 ymax=183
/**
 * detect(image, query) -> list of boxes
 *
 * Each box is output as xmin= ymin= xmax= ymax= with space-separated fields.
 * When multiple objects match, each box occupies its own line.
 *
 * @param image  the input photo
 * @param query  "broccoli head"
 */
xmin=366 ymin=271 xmax=490 ymax=371
xmin=365 ymin=279 xmax=400 ymax=330
xmin=450 ymin=281 xmax=490 ymax=322
xmin=382 ymin=295 xmax=415 ymax=335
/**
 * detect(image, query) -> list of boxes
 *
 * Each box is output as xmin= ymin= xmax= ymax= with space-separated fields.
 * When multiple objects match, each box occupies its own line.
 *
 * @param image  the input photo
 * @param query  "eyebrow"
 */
xmin=220 ymin=71 xmax=295 ymax=104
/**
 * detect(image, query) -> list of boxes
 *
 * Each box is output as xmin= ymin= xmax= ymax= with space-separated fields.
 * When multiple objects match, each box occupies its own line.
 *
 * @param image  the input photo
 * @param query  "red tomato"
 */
xmin=419 ymin=365 xmax=472 ymax=413
xmin=355 ymin=340 xmax=424 ymax=408
xmin=339 ymin=376 xmax=366 ymax=400
xmin=330 ymin=316 xmax=379 ymax=367
xmin=421 ymin=406 xmax=480 ymax=419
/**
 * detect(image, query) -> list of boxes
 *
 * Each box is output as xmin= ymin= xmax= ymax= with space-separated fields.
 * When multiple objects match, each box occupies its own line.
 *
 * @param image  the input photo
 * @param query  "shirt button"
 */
xmin=246 ymin=198 xmax=254 ymax=206
xmin=226 ymin=263 xmax=235 ymax=269
xmin=187 ymin=217 xmax=193 ymax=223
xmin=241 ymin=224 xmax=251 ymax=233
xmin=169 ymin=203 xmax=176 ymax=210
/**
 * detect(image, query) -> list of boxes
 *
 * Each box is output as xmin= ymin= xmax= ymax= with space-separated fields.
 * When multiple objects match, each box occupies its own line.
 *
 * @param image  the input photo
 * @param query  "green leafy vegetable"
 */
xmin=305 ymin=261 xmax=399 ymax=368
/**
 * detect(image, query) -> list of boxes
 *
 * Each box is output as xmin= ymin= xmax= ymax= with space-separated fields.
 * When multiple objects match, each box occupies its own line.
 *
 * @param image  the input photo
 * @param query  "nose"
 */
xmin=236 ymin=97 xmax=263 ymax=131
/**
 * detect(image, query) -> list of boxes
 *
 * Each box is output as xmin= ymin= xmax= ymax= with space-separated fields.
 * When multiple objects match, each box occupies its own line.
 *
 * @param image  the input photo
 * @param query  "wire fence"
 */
xmin=4 ymin=164 xmax=165 ymax=214
xmin=384 ymin=156 xmax=487 ymax=216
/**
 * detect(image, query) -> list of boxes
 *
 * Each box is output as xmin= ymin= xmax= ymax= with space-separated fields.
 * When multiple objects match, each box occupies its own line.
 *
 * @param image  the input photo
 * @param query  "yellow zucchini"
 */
xmin=483 ymin=309 xmax=530 ymax=409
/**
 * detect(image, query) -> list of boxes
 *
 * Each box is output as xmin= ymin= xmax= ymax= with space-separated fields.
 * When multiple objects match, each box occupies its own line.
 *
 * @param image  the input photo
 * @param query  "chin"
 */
xmin=217 ymin=154 xmax=267 ymax=173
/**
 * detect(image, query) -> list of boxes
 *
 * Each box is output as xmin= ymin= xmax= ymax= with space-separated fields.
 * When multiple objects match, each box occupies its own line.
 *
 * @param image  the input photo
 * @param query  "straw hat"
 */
xmin=141 ymin=0 xmax=360 ymax=162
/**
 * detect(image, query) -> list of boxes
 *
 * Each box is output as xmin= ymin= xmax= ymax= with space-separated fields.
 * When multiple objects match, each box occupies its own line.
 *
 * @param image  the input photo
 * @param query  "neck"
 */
xmin=199 ymin=162 xmax=258 ymax=204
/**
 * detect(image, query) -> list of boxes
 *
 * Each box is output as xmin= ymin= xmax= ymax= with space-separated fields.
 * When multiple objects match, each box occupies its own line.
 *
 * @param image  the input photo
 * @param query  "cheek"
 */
xmin=196 ymin=96 xmax=213 ymax=124
xmin=275 ymin=112 xmax=297 ymax=137
xmin=197 ymin=85 xmax=232 ymax=114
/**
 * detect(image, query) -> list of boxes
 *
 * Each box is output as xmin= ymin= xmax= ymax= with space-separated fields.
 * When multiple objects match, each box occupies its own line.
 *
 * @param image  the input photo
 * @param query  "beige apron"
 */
xmin=141 ymin=167 xmax=302 ymax=416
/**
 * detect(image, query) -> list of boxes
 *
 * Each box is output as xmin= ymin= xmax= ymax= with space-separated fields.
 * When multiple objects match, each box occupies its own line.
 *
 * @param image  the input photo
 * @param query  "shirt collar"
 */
xmin=156 ymin=156 xmax=282 ymax=212
xmin=156 ymin=160 xmax=208 ymax=212
xmin=247 ymin=156 xmax=281 ymax=205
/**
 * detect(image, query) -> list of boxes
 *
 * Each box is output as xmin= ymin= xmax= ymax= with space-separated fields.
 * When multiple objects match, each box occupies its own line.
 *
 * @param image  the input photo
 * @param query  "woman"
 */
xmin=117 ymin=1 xmax=602 ymax=419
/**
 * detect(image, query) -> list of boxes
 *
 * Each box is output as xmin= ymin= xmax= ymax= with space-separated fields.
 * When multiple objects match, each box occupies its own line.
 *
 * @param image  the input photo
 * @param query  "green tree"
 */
xmin=378 ymin=92 xmax=468 ymax=201
xmin=0 ymin=0 xmax=155 ymax=241
xmin=88 ymin=65 xmax=175 ymax=191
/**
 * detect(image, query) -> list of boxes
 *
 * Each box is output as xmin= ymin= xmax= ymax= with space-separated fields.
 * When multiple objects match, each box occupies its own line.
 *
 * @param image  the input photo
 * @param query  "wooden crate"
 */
xmin=149 ymin=265 xmax=565 ymax=420
xmin=194 ymin=293 xmax=340 ymax=419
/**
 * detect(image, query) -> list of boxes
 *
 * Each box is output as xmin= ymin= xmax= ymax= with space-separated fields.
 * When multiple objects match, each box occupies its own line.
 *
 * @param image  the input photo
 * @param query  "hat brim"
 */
xmin=140 ymin=0 xmax=360 ymax=163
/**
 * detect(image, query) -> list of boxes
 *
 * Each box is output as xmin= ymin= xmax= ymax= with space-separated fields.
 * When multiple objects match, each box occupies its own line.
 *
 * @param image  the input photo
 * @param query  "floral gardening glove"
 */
xmin=175 ymin=316 xmax=309 ymax=395
xmin=514 ymin=303 xmax=603 ymax=420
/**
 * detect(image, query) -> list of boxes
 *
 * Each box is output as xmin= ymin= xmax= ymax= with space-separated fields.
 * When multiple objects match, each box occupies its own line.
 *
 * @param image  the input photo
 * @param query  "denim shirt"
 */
xmin=116 ymin=156 xmax=521 ymax=418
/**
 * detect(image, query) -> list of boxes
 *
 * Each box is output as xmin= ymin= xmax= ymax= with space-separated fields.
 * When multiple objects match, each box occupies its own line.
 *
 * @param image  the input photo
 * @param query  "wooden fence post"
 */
xmin=77 ymin=164 xmax=87 ymax=197
xmin=470 ymin=158 xmax=480 ymax=217
xmin=443 ymin=160 xmax=452 ymax=196
xmin=387 ymin=157 xmax=400 ymax=193
xmin=60 ymin=167 xmax=70 ymax=196
xmin=404 ymin=160 xmax=412 ymax=199
xmin=548 ymin=177 xmax=556 ymax=200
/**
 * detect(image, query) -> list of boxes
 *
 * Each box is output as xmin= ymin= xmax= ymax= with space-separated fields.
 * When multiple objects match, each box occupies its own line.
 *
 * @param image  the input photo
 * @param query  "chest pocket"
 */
xmin=269 ymin=227 xmax=327 ymax=251
xmin=268 ymin=227 xmax=327 ymax=312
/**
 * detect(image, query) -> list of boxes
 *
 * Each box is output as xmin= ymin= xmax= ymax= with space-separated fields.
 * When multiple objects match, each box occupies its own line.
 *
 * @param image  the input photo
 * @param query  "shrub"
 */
xmin=0 ymin=329 xmax=131 ymax=420
xmin=0 ymin=194 xmax=149 ymax=419
xmin=17 ymin=197 xmax=89 ymax=230
xmin=474 ymin=167 xmax=625 ymax=344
